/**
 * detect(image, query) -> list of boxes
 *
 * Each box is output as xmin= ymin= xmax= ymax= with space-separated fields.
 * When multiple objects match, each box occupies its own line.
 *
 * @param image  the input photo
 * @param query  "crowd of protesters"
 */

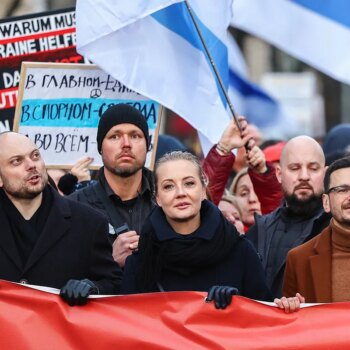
xmin=2 ymin=103 xmax=350 ymax=312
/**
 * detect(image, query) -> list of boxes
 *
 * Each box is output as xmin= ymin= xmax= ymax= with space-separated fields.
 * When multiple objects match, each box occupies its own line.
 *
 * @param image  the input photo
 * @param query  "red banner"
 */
xmin=1 ymin=279 xmax=350 ymax=349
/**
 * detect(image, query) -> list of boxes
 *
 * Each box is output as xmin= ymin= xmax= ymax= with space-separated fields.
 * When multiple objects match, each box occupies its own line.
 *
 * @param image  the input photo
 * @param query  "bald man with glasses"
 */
xmin=282 ymin=157 xmax=350 ymax=303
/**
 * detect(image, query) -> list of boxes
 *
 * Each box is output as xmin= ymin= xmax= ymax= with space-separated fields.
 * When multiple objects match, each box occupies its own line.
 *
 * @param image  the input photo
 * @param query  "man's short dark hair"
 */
xmin=324 ymin=156 xmax=350 ymax=192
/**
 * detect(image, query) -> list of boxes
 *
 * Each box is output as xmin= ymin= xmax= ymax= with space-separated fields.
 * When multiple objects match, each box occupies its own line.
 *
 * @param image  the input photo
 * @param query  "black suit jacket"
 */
xmin=0 ymin=186 xmax=122 ymax=294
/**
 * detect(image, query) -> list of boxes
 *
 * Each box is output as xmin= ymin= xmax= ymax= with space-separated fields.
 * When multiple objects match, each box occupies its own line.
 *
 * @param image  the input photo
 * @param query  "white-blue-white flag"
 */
xmin=76 ymin=0 xmax=233 ymax=155
xmin=227 ymin=35 xmax=296 ymax=140
xmin=231 ymin=0 xmax=350 ymax=85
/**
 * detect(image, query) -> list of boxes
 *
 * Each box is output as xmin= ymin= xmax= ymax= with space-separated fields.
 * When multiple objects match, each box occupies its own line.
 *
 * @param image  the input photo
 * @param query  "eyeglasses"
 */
xmin=326 ymin=185 xmax=350 ymax=195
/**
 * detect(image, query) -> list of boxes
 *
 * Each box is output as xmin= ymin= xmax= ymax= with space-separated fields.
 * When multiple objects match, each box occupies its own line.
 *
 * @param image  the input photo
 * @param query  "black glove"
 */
xmin=57 ymin=173 xmax=78 ymax=195
xmin=60 ymin=279 xmax=99 ymax=306
xmin=205 ymin=285 xmax=239 ymax=309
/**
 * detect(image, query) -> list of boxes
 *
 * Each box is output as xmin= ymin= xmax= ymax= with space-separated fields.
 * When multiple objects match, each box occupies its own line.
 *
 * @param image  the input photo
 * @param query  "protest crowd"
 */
xmin=2 ymin=103 xmax=350 ymax=308
xmin=1 ymin=0 xmax=350 ymax=348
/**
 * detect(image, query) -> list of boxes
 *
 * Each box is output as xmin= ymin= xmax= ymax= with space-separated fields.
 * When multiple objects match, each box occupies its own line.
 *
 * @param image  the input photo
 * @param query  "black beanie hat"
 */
xmin=96 ymin=104 xmax=149 ymax=153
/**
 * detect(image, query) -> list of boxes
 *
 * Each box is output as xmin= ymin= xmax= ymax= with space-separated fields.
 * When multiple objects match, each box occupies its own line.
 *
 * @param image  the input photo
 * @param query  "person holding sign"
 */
xmin=0 ymin=132 xmax=122 ymax=306
xmin=69 ymin=104 xmax=155 ymax=268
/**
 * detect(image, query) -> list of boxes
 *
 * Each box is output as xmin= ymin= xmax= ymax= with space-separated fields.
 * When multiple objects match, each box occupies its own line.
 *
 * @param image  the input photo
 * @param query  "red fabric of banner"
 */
xmin=0 ymin=279 xmax=350 ymax=349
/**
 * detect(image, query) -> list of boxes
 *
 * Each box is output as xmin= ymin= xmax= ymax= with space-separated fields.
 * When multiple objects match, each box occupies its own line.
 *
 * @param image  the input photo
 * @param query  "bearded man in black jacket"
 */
xmin=69 ymin=104 xmax=156 ymax=269
xmin=247 ymin=135 xmax=331 ymax=298
xmin=0 ymin=132 xmax=121 ymax=306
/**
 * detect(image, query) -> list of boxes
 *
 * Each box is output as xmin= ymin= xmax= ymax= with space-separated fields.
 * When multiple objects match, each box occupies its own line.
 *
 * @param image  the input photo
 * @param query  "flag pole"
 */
xmin=184 ymin=0 xmax=242 ymax=132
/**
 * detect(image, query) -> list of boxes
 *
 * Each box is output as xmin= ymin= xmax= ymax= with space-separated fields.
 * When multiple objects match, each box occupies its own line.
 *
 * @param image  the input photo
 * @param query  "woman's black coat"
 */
xmin=121 ymin=200 xmax=271 ymax=301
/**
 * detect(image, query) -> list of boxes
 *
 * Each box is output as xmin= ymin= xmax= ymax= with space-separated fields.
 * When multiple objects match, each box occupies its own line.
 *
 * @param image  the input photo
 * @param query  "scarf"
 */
xmin=137 ymin=200 xmax=240 ymax=290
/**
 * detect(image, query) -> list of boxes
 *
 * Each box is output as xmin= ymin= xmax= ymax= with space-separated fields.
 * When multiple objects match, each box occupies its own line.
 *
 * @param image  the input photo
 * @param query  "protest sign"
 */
xmin=14 ymin=62 xmax=162 ymax=169
xmin=0 ymin=8 xmax=84 ymax=132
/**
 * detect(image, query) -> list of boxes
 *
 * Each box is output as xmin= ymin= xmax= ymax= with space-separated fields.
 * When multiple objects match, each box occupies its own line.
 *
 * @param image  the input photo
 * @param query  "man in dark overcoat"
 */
xmin=0 ymin=132 xmax=122 ymax=305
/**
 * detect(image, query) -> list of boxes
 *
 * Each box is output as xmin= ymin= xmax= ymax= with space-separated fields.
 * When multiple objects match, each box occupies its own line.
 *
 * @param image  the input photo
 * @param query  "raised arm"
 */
xmin=203 ymin=117 xmax=251 ymax=205
xmin=247 ymin=142 xmax=283 ymax=214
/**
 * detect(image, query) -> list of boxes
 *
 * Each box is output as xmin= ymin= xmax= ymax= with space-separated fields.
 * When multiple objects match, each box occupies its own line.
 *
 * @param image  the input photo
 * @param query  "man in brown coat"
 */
xmin=283 ymin=157 xmax=350 ymax=303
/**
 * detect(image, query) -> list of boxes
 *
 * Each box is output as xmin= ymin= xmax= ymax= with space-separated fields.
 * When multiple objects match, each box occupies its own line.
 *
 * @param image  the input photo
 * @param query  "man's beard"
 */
xmin=104 ymin=163 xmax=143 ymax=178
xmin=103 ymin=150 xmax=145 ymax=178
xmin=284 ymin=191 xmax=323 ymax=217
xmin=2 ymin=174 xmax=48 ymax=200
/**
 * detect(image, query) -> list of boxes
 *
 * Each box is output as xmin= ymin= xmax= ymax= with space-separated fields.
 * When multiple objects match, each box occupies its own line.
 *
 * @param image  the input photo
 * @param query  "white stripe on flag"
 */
xmin=76 ymin=0 xmax=184 ymax=47
xmin=231 ymin=0 xmax=350 ymax=85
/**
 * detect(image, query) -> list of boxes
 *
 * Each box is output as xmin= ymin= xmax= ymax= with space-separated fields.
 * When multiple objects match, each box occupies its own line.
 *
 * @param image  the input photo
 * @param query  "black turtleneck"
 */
xmin=0 ymin=186 xmax=53 ymax=266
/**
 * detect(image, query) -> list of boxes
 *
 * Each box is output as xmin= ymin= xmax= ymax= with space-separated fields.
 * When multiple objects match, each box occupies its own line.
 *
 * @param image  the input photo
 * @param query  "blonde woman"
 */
xmin=121 ymin=151 xmax=271 ymax=307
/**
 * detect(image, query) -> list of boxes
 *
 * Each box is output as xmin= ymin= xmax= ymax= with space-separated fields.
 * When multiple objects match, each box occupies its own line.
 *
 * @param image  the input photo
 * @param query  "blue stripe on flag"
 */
xmin=229 ymin=68 xmax=285 ymax=128
xmin=229 ymin=69 xmax=275 ymax=103
xmin=151 ymin=3 xmax=228 ymax=107
xmin=289 ymin=0 xmax=350 ymax=29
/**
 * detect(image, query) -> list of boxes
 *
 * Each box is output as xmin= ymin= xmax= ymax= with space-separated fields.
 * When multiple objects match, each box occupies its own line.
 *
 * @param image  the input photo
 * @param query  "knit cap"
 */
xmin=96 ymin=104 xmax=149 ymax=153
